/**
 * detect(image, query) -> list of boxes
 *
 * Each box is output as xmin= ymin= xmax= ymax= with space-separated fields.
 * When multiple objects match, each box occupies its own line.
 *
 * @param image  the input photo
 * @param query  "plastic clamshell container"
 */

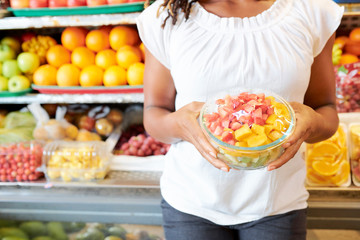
xmin=349 ymin=123 xmax=360 ymax=186
xmin=42 ymin=140 xmax=110 ymax=182
xmin=199 ymin=90 xmax=296 ymax=170
xmin=0 ymin=141 xmax=44 ymax=182
xmin=305 ymin=123 xmax=351 ymax=187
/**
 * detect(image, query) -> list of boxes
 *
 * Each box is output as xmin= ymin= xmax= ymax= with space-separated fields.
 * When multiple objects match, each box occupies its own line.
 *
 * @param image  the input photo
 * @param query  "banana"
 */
xmin=332 ymin=43 xmax=342 ymax=65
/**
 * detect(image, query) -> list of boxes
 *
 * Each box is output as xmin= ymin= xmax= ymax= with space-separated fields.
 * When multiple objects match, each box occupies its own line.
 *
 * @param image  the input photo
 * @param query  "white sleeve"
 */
xmin=304 ymin=0 xmax=344 ymax=57
xmin=136 ymin=0 xmax=172 ymax=69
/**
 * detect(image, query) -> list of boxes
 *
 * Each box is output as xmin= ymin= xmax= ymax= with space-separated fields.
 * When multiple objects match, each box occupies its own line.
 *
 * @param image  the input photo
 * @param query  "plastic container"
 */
xmin=305 ymin=123 xmax=351 ymax=187
xmin=0 ymin=141 xmax=44 ymax=182
xmin=349 ymin=123 xmax=360 ymax=186
xmin=42 ymin=140 xmax=111 ymax=182
xmin=199 ymin=90 xmax=296 ymax=170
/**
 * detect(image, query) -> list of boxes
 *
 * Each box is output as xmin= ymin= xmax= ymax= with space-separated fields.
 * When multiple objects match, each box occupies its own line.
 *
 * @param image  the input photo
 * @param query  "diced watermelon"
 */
xmin=204 ymin=112 xmax=220 ymax=122
xmin=254 ymin=117 xmax=265 ymax=125
xmin=209 ymin=121 xmax=220 ymax=132
xmin=221 ymin=131 xmax=234 ymax=142
xmin=267 ymin=107 xmax=274 ymax=115
xmin=262 ymin=114 xmax=268 ymax=121
xmin=257 ymin=93 xmax=265 ymax=101
xmin=213 ymin=125 xmax=223 ymax=136
xmin=252 ymin=108 xmax=263 ymax=119
xmin=248 ymin=93 xmax=258 ymax=100
xmin=215 ymin=99 xmax=225 ymax=105
xmin=221 ymin=119 xmax=230 ymax=128
xmin=218 ymin=107 xmax=230 ymax=119
xmin=244 ymin=104 xmax=255 ymax=113
xmin=264 ymin=99 xmax=271 ymax=106
xmin=230 ymin=121 xmax=242 ymax=131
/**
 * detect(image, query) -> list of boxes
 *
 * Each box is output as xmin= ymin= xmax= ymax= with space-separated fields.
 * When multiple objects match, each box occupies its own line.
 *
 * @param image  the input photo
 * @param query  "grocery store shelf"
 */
xmin=0 ymin=93 xmax=144 ymax=104
xmin=0 ymin=12 xmax=140 ymax=29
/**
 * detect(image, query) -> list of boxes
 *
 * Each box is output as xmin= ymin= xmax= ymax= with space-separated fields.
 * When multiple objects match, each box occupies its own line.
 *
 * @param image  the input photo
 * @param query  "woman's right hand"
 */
xmin=171 ymin=101 xmax=230 ymax=172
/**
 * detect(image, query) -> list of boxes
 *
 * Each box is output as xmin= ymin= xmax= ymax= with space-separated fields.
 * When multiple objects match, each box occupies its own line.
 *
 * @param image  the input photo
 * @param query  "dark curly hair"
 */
xmin=145 ymin=0 xmax=198 ymax=27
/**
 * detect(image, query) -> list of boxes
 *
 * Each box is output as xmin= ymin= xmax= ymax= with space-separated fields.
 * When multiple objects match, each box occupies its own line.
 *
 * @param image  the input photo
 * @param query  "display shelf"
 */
xmin=0 ymin=93 xmax=144 ymax=104
xmin=0 ymin=12 xmax=140 ymax=30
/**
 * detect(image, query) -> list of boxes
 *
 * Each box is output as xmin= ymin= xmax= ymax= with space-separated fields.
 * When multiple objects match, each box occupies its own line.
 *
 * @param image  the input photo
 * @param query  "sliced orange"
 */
xmin=312 ymin=160 xmax=340 ymax=176
xmin=330 ymin=161 xmax=350 ymax=186
xmin=307 ymin=169 xmax=331 ymax=185
xmin=311 ymin=142 xmax=340 ymax=157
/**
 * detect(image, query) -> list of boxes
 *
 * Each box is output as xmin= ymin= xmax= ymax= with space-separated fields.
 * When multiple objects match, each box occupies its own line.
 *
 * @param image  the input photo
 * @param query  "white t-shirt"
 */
xmin=137 ymin=0 xmax=344 ymax=225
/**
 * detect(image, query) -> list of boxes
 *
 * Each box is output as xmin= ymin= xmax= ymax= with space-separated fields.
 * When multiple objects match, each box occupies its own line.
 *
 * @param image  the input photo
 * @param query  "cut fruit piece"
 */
xmin=268 ymin=130 xmax=283 ymax=141
xmin=330 ymin=161 xmax=350 ymax=186
xmin=312 ymin=160 xmax=340 ymax=176
xmin=234 ymin=124 xmax=252 ymax=141
xmin=247 ymin=134 xmax=267 ymax=147
xmin=251 ymin=124 xmax=265 ymax=135
xmin=311 ymin=142 xmax=341 ymax=157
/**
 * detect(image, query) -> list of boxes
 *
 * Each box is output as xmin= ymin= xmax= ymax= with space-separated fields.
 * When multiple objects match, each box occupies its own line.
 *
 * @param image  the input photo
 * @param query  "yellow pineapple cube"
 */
xmin=235 ymin=141 xmax=248 ymax=147
xmin=264 ymin=124 xmax=274 ymax=135
xmin=268 ymin=130 xmax=283 ymax=141
xmin=265 ymin=96 xmax=275 ymax=104
xmin=247 ymin=134 xmax=268 ymax=147
xmin=234 ymin=124 xmax=252 ymax=141
xmin=273 ymin=119 xmax=286 ymax=132
xmin=266 ymin=114 xmax=277 ymax=124
xmin=251 ymin=124 xmax=265 ymax=135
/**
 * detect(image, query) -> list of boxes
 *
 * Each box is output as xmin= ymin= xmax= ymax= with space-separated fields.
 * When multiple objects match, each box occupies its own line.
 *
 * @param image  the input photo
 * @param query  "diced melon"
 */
xmin=234 ymin=124 xmax=252 ymax=141
xmin=265 ymin=114 xmax=277 ymax=124
xmin=264 ymin=124 xmax=274 ymax=135
xmin=268 ymin=130 xmax=283 ymax=141
xmin=251 ymin=124 xmax=265 ymax=135
xmin=246 ymin=134 xmax=268 ymax=147
xmin=265 ymin=96 xmax=275 ymax=104
xmin=265 ymin=137 xmax=272 ymax=145
xmin=235 ymin=141 xmax=248 ymax=147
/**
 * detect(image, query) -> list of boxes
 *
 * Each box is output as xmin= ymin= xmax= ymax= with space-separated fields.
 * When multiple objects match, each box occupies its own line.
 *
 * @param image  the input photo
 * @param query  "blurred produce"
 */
xmin=2 ymin=111 xmax=36 ymax=129
xmin=0 ymin=141 xmax=44 ymax=182
xmin=0 ymin=111 xmax=36 ymax=144
xmin=333 ymin=28 xmax=360 ymax=66
xmin=21 ymin=35 xmax=57 ymax=65
xmin=306 ymin=125 xmax=350 ymax=187
xmin=349 ymin=124 xmax=360 ymax=186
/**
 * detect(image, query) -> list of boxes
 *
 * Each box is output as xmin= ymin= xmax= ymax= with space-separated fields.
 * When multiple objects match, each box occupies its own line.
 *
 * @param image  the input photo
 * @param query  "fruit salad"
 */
xmin=305 ymin=124 xmax=350 ymax=187
xmin=42 ymin=141 xmax=110 ymax=182
xmin=200 ymin=91 xmax=295 ymax=169
xmin=349 ymin=124 xmax=360 ymax=186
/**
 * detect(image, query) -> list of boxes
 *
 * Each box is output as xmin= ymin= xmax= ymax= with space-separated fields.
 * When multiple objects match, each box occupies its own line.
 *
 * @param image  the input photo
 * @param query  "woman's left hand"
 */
xmin=266 ymin=102 xmax=317 ymax=171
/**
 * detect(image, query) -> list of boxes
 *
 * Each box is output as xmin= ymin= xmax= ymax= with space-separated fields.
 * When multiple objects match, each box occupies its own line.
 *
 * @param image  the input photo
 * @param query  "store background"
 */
xmin=0 ymin=0 xmax=359 ymax=239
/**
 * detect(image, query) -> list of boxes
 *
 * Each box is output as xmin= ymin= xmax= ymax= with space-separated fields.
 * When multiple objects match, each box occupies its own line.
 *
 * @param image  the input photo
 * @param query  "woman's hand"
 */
xmin=266 ymin=102 xmax=318 ymax=171
xmin=171 ymin=101 xmax=230 ymax=172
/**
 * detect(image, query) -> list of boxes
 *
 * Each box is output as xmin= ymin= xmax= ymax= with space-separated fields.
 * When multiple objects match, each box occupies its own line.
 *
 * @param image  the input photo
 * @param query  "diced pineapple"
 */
xmin=273 ymin=119 xmax=286 ymax=132
xmin=247 ymin=134 xmax=268 ymax=147
xmin=234 ymin=124 xmax=252 ymax=141
xmin=251 ymin=124 xmax=265 ymax=135
xmin=235 ymin=141 xmax=248 ymax=147
xmin=265 ymin=96 xmax=275 ymax=104
xmin=265 ymin=114 xmax=277 ymax=124
xmin=268 ymin=130 xmax=283 ymax=141
xmin=264 ymin=124 xmax=274 ymax=135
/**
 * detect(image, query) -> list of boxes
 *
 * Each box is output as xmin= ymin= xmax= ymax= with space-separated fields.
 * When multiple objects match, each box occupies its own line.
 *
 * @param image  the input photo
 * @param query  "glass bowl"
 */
xmin=199 ymin=90 xmax=296 ymax=170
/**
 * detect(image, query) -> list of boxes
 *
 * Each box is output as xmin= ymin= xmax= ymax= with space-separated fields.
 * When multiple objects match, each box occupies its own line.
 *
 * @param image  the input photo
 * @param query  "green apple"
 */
xmin=8 ymin=75 xmax=30 ymax=92
xmin=1 ymin=37 xmax=21 ymax=54
xmin=0 ymin=76 xmax=8 ymax=91
xmin=0 ymin=44 xmax=16 ymax=62
xmin=2 ymin=60 xmax=21 ymax=78
xmin=17 ymin=52 xmax=40 ymax=74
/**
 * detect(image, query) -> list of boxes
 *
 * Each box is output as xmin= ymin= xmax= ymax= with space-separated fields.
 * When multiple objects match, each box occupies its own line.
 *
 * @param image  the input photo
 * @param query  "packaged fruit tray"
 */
xmin=199 ymin=90 xmax=296 ymax=170
xmin=41 ymin=140 xmax=111 ymax=182
xmin=0 ymin=88 xmax=32 ymax=97
xmin=8 ymin=2 xmax=146 ymax=17
xmin=305 ymin=123 xmax=351 ymax=187
xmin=32 ymin=84 xmax=143 ymax=94
xmin=349 ymin=123 xmax=360 ymax=186
xmin=0 ymin=141 xmax=44 ymax=182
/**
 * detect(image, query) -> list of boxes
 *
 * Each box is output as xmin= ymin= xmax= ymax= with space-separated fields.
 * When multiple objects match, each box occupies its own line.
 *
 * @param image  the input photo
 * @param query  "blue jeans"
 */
xmin=161 ymin=199 xmax=307 ymax=240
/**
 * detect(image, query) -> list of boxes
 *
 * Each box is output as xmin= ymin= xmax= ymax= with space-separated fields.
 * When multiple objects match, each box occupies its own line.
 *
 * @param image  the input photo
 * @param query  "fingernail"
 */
xmin=221 ymin=167 xmax=229 ymax=172
xmin=268 ymin=165 xmax=276 ymax=171
xmin=209 ymin=152 xmax=217 ymax=158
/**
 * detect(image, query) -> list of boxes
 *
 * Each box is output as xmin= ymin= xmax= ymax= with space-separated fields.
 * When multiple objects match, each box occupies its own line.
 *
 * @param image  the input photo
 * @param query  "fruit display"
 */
xmin=113 ymin=124 xmax=170 ymax=157
xmin=21 ymin=35 xmax=57 ymax=65
xmin=335 ymin=62 xmax=360 ymax=112
xmin=305 ymin=124 xmax=350 ymax=187
xmin=333 ymin=28 xmax=360 ymax=66
xmin=42 ymin=140 xmax=111 ymax=182
xmin=0 ymin=111 xmax=36 ymax=144
xmin=349 ymin=123 xmax=360 ymax=186
xmin=200 ymin=91 xmax=295 ymax=169
xmin=0 ymin=141 xmax=44 ymax=182
xmin=0 ymin=220 xmax=164 ymax=240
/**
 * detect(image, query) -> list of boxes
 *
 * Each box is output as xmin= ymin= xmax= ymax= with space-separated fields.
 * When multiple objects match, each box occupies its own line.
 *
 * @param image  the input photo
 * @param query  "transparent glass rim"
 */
xmin=200 ymin=90 xmax=296 ymax=152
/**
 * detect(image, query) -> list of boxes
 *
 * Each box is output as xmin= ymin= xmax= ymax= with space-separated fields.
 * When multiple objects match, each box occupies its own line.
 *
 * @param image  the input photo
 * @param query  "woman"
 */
xmin=137 ymin=0 xmax=343 ymax=239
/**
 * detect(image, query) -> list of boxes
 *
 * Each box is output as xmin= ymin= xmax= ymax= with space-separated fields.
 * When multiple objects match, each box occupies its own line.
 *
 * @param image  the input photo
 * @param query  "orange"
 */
xmin=344 ymin=40 xmax=360 ymax=56
xmin=139 ymin=42 xmax=145 ymax=61
xmin=46 ymin=45 xmax=71 ymax=68
xmin=95 ymin=49 xmax=117 ymax=69
xmin=56 ymin=64 xmax=80 ymax=87
xmin=103 ymin=65 xmax=127 ymax=87
xmin=116 ymin=49 xmax=141 ymax=69
xmin=330 ymin=161 xmax=350 ymax=186
xmin=118 ymin=45 xmax=142 ymax=61
xmin=312 ymin=160 xmax=340 ymax=176
xmin=85 ymin=29 xmax=110 ymax=53
xmin=349 ymin=28 xmax=360 ymax=42
xmin=334 ymin=36 xmax=349 ymax=49
xmin=311 ymin=142 xmax=340 ymax=157
xmin=71 ymin=47 xmax=96 ymax=69
xmin=98 ymin=25 xmax=113 ymax=35
xmin=79 ymin=65 xmax=104 ymax=87
xmin=109 ymin=26 xmax=140 ymax=51
xmin=339 ymin=53 xmax=359 ymax=65
xmin=33 ymin=64 xmax=57 ymax=86
xmin=61 ymin=27 xmax=87 ymax=51
xmin=127 ymin=62 xmax=144 ymax=86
